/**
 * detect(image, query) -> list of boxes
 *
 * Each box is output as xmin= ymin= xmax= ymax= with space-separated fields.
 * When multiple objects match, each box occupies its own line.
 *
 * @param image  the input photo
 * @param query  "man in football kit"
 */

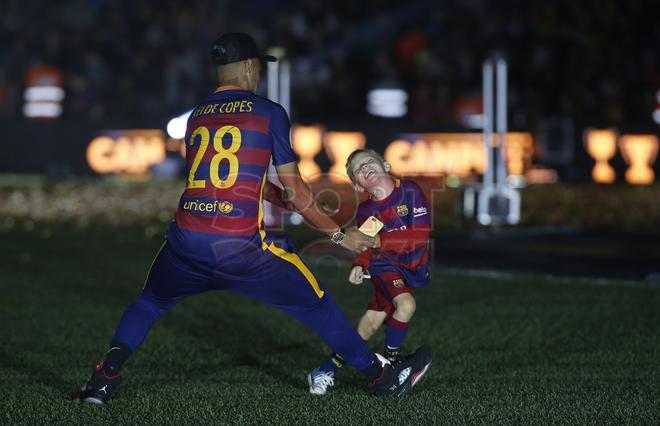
xmin=75 ymin=33 xmax=431 ymax=404
xmin=308 ymin=149 xmax=431 ymax=395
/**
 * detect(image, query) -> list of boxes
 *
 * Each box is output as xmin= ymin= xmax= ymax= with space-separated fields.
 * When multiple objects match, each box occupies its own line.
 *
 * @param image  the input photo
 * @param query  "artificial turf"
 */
xmin=1 ymin=225 xmax=658 ymax=424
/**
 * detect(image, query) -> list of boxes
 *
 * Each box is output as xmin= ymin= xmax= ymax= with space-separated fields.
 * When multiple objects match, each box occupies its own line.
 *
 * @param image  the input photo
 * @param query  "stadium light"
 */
xmin=23 ymin=102 xmax=62 ymax=118
xmin=289 ymin=213 xmax=303 ymax=225
xmin=367 ymin=88 xmax=408 ymax=118
xmin=23 ymin=65 xmax=65 ymax=120
xmin=23 ymin=86 xmax=65 ymax=103
xmin=166 ymin=110 xmax=193 ymax=139
xmin=463 ymin=113 xmax=484 ymax=129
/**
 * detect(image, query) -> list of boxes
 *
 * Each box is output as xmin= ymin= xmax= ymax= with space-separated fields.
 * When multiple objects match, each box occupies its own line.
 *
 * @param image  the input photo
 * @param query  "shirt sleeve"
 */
xmin=353 ymin=248 xmax=372 ymax=269
xmin=269 ymin=104 xmax=297 ymax=166
xmin=407 ymin=180 xmax=431 ymax=227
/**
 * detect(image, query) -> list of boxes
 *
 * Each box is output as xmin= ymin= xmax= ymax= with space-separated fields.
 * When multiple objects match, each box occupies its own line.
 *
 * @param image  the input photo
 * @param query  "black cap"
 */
xmin=211 ymin=33 xmax=277 ymax=66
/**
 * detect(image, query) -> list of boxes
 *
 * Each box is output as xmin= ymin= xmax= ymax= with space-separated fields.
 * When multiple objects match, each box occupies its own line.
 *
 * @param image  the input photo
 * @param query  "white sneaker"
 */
xmin=307 ymin=368 xmax=335 ymax=395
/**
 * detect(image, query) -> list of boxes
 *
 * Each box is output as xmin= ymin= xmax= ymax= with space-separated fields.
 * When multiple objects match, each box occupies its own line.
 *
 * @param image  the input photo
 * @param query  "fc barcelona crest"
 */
xmin=396 ymin=204 xmax=409 ymax=216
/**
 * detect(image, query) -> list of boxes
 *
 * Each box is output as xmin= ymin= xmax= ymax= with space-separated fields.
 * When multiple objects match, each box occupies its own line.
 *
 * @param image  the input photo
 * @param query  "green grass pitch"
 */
xmin=1 ymin=226 xmax=658 ymax=424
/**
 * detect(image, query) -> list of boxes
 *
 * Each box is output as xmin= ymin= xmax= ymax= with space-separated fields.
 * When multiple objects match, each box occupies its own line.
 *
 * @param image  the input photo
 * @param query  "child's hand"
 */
xmin=348 ymin=265 xmax=364 ymax=285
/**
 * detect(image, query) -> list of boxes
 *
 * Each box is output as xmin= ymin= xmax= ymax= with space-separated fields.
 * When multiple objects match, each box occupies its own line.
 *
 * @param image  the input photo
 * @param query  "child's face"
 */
xmin=350 ymin=152 xmax=391 ymax=192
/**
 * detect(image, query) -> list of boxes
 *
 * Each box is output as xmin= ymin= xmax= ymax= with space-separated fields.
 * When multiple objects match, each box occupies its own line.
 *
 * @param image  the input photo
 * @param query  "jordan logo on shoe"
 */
xmin=398 ymin=367 xmax=411 ymax=385
xmin=99 ymin=385 xmax=108 ymax=394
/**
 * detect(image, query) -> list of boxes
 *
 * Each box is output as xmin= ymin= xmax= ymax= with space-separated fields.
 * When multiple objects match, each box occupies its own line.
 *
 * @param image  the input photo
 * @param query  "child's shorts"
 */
xmin=367 ymin=271 xmax=415 ymax=317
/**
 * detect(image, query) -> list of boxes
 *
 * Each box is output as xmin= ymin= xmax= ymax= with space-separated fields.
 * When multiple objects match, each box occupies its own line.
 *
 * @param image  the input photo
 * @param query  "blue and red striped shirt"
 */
xmin=353 ymin=179 xmax=431 ymax=288
xmin=167 ymin=88 xmax=296 ymax=261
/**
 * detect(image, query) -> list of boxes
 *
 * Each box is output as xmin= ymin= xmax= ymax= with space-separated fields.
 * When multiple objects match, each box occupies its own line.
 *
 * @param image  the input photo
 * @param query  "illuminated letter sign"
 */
xmin=385 ymin=133 xmax=532 ymax=177
xmin=87 ymin=130 xmax=166 ymax=175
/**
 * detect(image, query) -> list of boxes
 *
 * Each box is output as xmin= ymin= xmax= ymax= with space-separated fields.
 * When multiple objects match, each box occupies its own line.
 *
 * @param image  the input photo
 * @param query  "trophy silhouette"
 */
xmin=619 ymin=134 xmax=658 ymax=185
xmin=584 ymin=129 xmax=617 ymax=184
xmin=291 ymin=125 xmax=323 ymax=182
xmin=324 ymin=132 xmax=366 ymax=183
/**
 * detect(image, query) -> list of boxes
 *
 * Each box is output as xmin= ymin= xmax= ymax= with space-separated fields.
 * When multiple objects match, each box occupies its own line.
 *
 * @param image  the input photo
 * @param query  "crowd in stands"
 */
xmin=1 ymin=0 xmax=657 ymax=129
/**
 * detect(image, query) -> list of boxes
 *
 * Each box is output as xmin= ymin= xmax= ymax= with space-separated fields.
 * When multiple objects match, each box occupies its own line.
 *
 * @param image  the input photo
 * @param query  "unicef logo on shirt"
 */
xmin=219 ymin=201 xmax=233 ymax=214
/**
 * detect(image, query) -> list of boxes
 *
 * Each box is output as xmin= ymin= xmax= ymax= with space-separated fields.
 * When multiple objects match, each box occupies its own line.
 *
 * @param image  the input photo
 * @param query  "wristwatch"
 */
xmin=330 ymin=228 xmax=345 ymax=245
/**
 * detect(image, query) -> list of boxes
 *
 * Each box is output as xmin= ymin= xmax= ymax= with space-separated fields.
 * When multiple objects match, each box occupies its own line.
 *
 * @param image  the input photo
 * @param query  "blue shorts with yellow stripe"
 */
xmin=111 ymin=231 xmax=374 ymax=371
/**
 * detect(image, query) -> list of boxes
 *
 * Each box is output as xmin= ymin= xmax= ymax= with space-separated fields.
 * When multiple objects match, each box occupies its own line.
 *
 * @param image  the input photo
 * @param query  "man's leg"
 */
xmin=219 ymin=241 xmax=431 ymax=396
xmin=75 ymin=243 xmax=212 ymax=404
xmin=309 ymin=308 xmax=388 ymax=395
xmin=219 ymin=244 xmax=375 ymax=372
xmin=318 ymin=309 xmax=388 ymax=375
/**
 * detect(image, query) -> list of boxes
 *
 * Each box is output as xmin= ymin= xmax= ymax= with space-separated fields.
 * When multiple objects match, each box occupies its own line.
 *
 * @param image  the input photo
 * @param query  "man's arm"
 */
xmin=275 ymin=162 xmax=374 ymax=252
xmin=262 ymin=180 xmax=295 ymax=210
xmin=263 ymin=179 xmax=335 ymax=214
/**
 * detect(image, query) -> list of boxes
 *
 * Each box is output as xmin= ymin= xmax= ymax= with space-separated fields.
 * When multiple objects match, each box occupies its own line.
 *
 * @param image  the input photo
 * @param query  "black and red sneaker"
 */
xmin=387 ymin=353 xmax=404 ymax=365
xmin=74 ymin=361 xmax=122 ymax=405
xmin=369 ymin=346 xmax=432 ymax=397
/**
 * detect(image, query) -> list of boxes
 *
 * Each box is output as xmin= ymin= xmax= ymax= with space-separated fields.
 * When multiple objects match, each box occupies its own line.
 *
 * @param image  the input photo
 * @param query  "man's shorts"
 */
xmin=143 ymin=233 xmax=327 ymax=311
xmin=367 ymin=271 xmax=415 ymax=317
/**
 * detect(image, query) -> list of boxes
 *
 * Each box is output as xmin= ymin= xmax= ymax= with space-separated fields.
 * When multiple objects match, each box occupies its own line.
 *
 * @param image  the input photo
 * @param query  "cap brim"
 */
xmin=261 ymin=55 xmax=277 ymax=62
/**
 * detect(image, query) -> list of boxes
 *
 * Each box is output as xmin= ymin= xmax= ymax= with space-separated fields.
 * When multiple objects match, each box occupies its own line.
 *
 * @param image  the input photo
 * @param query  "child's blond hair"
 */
xmin=345 ymin=149 xmax=387 ymax=184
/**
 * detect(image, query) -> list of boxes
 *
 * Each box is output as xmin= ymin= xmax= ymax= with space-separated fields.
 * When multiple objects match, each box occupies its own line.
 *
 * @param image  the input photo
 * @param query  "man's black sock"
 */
xmin=103 ymin=341 xmax=132 ymax=376
xmin=360 ymin=355 xmax=385 ymax=381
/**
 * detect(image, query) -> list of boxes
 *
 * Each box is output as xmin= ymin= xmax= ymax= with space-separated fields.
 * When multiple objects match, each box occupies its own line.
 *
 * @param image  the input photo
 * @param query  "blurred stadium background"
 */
xmin=2 ymin=0 xmax=659 ymax=278
xmin=1 ymin=0 xmax=659 ymax=422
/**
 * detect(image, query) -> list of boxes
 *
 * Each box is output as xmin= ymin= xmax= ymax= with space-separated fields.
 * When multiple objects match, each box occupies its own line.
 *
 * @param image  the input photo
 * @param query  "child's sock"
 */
xmin=320 ymin=352 xmax=345 ymax=374
xmin=384 ymin=317 xmax=409 ymax=360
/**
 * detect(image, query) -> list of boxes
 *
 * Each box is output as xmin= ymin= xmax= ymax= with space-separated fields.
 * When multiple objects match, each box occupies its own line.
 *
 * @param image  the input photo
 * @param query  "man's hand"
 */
xmin=339 ymin=227 xmax=375 ymax=253
xmin=348 ymin=265 xmax=364 ymax=285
